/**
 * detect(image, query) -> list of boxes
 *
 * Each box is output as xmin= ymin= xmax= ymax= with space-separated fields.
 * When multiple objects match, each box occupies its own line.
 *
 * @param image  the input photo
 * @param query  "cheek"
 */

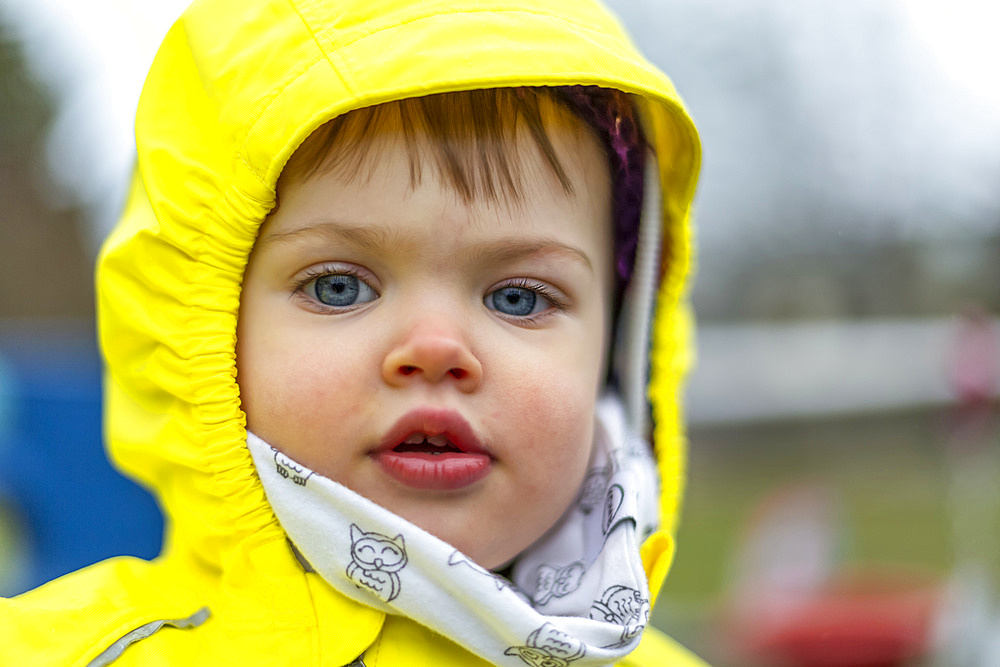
xmin=292 ymin=350 xmax=369 ymax=413
xmin=493 ymin=348 xmax=598 ymax=472
xmin=494 ymin=316 xmax=606 ymax=431
xmin=240 ymin=327 xmax=373 ymax=441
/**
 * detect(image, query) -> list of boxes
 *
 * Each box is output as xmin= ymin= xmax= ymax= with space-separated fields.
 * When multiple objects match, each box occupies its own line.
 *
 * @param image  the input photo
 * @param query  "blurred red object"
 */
xmin=735 ymin=570 xmax=943 ymax=667
xmin=720 ymin=484 xmax=945 ymax=666
xmin=949 ymin=306 xmax=998 ymax=411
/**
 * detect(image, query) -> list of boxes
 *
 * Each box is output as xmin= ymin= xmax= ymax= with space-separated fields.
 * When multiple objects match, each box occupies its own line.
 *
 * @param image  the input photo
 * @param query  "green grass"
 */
xmin=652 ymin=406 xmax=997 ymax=660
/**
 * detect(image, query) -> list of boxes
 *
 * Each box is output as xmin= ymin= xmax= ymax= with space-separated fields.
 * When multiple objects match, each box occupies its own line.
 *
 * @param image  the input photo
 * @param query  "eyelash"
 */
xmin=292 ymin=265 xmax=378 ymax=312
xmin=491 ymin=278 xmax=569 ymax=323
xmin=291 ymin=267 xmax=569 ymax=321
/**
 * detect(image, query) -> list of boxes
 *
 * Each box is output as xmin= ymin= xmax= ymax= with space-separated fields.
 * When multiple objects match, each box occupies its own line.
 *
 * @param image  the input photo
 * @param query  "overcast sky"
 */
xmin=3 ymin=0 xmax=999 ymax=256
xmin=618 ymin=0 xmax=1000 ymax=251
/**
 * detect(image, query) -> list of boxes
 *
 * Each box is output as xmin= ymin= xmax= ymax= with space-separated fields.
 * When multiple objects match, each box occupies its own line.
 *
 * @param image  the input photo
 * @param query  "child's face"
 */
xmin=237 ymin=107 xmax=612 ymax=569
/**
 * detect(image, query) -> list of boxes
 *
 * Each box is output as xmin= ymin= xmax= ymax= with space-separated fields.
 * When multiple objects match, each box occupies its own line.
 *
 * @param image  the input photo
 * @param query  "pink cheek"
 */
xmin=497 ymin=381 xmax=593 ymax=452
xmin=488 ymin=342 xmax=596 ymax=414
xmin=267 ymin=346 xmax=354 ymax=406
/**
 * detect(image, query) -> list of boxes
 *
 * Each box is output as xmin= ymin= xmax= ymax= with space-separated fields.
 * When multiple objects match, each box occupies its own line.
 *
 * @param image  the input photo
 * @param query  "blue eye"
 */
xmin=486 ymin=285 xmax=549 ymax=317
xmin=309 ymin=273 xmax=377 ymax=308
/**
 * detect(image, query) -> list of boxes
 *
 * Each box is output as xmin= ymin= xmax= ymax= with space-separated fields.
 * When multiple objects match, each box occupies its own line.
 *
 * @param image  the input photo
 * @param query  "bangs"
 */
xmin=280 ymin=88 xmax=588 ymax=207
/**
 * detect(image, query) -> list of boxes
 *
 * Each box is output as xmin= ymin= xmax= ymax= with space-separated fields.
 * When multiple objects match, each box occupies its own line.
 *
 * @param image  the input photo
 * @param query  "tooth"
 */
xmin=403 ymin=433 xmax=425 ymax=445
xmin=427 ymin=434 xmax=449 ymax=447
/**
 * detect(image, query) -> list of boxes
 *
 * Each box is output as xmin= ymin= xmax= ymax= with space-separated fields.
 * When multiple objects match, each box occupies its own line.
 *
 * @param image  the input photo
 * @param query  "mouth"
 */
xmin=392 ymin=433 xmax=464 ymax=455
xmin=372 ymin=408 xmax=493 ymax=491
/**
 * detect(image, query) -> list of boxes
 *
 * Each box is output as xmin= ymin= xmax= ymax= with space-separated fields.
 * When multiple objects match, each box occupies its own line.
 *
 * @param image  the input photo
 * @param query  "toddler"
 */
xmin=3 ymin=0 xmax=702 ymax=665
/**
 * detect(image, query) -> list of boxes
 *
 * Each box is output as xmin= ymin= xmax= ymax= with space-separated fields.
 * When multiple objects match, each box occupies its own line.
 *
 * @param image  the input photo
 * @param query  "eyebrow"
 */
xmin=260 ymin=219 xmax=398 ymax=251
xmin=468 ymin=238 xmax=593 ymax=273
xmin=260 ymin=219 xmax=594 ymax=272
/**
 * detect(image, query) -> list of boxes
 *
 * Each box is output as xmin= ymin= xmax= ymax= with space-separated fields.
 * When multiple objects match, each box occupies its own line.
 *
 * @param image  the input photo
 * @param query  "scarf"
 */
xmin=246 ymin=395 xmax=659 ymax=667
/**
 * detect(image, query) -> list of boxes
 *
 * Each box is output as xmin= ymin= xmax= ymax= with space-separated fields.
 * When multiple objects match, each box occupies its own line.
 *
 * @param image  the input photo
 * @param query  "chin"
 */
xmin=395 ymin=510 xmax=509 ymax=568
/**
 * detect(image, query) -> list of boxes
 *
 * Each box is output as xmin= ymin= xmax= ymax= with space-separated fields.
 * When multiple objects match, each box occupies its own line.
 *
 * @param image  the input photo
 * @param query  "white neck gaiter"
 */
xmin=246 ymin=395 xmax=660 ymax=667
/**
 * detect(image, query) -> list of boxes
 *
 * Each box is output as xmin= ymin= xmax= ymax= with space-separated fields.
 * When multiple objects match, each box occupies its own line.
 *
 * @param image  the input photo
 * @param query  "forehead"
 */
xmin=268 ymin=136 xmax=610 ymax=266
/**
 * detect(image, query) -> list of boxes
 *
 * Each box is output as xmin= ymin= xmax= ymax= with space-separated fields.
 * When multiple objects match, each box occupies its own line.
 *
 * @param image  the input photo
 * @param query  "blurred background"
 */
xmin=1 ymin=0 xmax=998 ymax=664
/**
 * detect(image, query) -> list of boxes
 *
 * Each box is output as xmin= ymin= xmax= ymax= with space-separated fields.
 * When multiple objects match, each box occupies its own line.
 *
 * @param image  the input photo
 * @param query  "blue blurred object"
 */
xmin=0 ymin=321 xmax=162 ymax=596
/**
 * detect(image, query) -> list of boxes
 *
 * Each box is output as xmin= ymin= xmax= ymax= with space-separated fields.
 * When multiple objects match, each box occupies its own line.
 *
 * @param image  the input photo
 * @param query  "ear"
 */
xmin=394 ymin=534 xmax=405 ymax=547
xmin=351 ymin=524 xmax=363 ymax=542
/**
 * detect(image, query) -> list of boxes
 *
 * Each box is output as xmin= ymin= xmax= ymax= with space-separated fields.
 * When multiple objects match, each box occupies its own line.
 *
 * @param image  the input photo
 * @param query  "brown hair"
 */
xmin=279 ymin=87 xmax=622 ymax=206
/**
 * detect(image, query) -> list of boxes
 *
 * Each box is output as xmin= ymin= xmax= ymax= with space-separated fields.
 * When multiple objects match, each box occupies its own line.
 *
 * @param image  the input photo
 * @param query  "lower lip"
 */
xmin=372 ymin=450 xmax=492 ymax=491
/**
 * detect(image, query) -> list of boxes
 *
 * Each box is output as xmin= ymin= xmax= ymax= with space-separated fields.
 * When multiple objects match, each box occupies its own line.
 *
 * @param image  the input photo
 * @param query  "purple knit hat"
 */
xmin=552 ymin=86 xmax=647 ymax=301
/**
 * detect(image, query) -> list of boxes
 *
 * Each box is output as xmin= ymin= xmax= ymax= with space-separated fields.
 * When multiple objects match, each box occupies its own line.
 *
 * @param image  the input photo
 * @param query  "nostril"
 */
xmin=448 ymin=368 xmax=467 ymax=380
xmin=400 ymin=365 xmax=417 ymax=375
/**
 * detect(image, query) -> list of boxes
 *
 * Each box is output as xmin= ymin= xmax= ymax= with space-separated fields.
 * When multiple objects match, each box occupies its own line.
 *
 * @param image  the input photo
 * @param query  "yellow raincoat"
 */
xmin=1 ymin=0 xmax=702 ymax=664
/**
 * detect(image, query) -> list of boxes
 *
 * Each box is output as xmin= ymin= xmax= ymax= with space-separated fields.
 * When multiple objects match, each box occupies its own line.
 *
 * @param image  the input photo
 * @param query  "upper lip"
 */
xmin=375 ymin=407 xmax=492 ymax=456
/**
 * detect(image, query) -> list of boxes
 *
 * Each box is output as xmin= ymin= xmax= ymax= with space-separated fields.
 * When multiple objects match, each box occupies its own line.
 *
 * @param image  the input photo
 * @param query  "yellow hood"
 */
xmin=100 ymin=0 xmax=698 ymax=623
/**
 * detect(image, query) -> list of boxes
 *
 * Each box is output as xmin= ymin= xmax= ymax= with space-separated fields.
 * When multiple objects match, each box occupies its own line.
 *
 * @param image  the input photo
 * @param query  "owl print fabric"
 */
xmin=247 ymin=396 xmax=660 ymax=667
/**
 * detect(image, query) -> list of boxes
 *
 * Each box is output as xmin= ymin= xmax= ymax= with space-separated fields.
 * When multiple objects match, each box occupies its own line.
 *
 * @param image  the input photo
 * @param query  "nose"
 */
xmin=381 ymin=319 xmax=483 ymax=391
